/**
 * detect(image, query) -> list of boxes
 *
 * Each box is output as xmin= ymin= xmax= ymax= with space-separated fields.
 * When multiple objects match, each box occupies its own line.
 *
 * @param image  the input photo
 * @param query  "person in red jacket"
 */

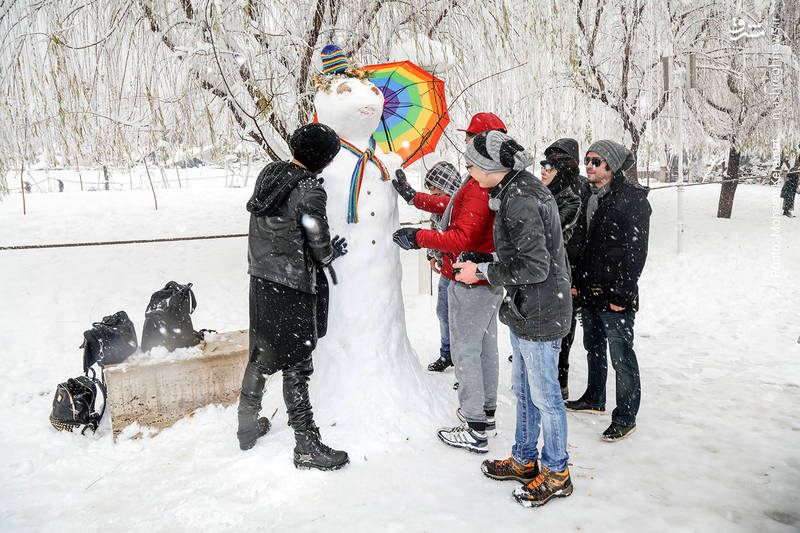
xmin=391 ymin=113 xmax=507 ymax=453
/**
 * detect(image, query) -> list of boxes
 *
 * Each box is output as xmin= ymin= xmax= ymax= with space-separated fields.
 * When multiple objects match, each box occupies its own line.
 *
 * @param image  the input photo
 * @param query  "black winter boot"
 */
xmin=237 ymin=361 xmax=271 ymax=451
xmin=294 ymin=428 xmax=349 ymax=471
xmin=283 ymin=357 xmax=348 ymax=470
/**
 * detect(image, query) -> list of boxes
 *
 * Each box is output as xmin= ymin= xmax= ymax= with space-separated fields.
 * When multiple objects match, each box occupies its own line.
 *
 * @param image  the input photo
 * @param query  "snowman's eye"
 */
xmin=336 ymin=83 xmax=352 ymax=94
xmin=371 ymin=86 xmax=381 ymax=96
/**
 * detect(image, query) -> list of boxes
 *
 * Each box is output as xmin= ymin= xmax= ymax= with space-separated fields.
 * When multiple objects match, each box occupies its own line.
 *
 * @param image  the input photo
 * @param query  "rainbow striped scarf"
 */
xmin=339 ymin=136 xmax=390 ymax=223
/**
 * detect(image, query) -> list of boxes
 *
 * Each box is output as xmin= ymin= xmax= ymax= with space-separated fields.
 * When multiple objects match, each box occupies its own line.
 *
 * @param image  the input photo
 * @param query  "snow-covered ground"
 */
xmin=1 ymin=179 xmax=798 ymax=532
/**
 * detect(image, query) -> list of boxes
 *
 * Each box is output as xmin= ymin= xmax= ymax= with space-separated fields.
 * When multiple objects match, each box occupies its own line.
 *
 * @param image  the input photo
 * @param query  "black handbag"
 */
xmin=49 ymin=370 xmax=107 ymax=434
xmin=141 ymin=281 xmax=204 ymax=352
xmin=81 ymin=310 xmax=138 ymax=372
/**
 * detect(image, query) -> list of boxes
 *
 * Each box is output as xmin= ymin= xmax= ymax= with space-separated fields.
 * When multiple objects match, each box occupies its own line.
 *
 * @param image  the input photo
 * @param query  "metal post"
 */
xmin=677 ymin=84 xmax=685 ymax=255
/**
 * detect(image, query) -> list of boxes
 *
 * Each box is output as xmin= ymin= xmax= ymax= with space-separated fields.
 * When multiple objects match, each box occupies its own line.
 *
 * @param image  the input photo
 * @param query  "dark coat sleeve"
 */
xmin=609 ymin=193 xmax=651 ymax=307
xmin=781 ymin=173 xmax=800 ymax=197
xmin=297 ymin=185 xmax=333 ymax=266
xmin=487 ymin=194 xmax=552 ymax=286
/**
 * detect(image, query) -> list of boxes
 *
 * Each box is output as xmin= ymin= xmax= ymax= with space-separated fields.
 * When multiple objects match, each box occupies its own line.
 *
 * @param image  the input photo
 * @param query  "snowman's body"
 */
xmin=308 ymin=76 xmax=443 ymax=441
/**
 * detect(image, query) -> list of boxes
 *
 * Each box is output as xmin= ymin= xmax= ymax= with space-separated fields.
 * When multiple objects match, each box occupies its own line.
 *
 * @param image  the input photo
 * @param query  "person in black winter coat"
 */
xmin=541 ymin=139 xmax=585 ymax=400
xmin=781 ymin=166 xmax=799 ymax=217
xmin=566 ymin=140 xmax=651 ymax=443
xmin=237 ymin=123 xmax=350 ymax=471
xmin=454 ymin=131 xmax=574 ymax=508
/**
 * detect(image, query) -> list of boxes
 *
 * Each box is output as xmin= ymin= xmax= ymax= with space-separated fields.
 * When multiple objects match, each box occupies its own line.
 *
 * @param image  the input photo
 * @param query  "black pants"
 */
xmin=240 ymin=354 xmax=316 ymax=432
xmin=783 ymin=195 xmax=795 ymax=215
xmin=558 ymin=309 xmax=578 ymax=389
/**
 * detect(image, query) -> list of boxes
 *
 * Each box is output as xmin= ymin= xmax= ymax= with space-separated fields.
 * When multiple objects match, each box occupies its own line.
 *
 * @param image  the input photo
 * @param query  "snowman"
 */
xmin=308 ymin=45 xmax=445 ymax=443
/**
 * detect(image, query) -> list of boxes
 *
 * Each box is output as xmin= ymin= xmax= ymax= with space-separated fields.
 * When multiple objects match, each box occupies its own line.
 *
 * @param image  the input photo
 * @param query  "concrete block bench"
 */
xmin=104 ymin=330 xmax=249 ymax=438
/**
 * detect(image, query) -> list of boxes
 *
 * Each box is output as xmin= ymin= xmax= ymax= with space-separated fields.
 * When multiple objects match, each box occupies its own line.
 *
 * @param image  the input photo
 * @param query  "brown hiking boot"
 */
xmin=481 ymin=456 xmax=539 ymax=483
xmin=512 ymin=465 xmax=573 ymax=507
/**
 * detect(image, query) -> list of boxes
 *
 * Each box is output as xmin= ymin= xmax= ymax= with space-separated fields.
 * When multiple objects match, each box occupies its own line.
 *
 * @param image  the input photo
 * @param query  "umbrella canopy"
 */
xmin=363 ymin=61 xmax=449 ymax=168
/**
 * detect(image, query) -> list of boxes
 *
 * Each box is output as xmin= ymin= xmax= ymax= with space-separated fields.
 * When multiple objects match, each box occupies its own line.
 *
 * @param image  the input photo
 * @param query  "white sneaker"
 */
xmin=436 ymin=424 xmax=488 ymax=454
xmin=457 ymin=408 xmax=496 ymax=435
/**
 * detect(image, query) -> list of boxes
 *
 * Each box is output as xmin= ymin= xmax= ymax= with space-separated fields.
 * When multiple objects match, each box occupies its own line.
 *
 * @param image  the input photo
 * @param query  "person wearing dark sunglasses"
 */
xmin=565 ymin=140 xmax=651 ymax=443
xmin=540 ymin=139 xmax=587 ymax=401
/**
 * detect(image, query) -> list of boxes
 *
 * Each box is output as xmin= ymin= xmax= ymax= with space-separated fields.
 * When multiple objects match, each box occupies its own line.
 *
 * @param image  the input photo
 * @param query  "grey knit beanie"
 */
xmin=465 ymin=130 xmax=534 ymax=173
xmin=586 ymin=140 xmax=636 ymax=173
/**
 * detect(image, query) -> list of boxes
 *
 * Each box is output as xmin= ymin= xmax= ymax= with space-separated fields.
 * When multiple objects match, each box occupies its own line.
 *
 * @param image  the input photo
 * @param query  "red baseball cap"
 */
xmin=457 ymin=112 xmax=507 ymax=135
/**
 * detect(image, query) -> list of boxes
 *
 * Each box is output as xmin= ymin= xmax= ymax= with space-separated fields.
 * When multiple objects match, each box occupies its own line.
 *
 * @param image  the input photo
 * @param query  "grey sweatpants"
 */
xmin=448 ymin=281 xmax=504 ymax=424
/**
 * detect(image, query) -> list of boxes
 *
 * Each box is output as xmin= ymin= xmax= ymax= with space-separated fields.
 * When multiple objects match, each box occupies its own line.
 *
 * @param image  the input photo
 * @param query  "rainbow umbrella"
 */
xmin=363 ymin=61 xmax=449 ymax=168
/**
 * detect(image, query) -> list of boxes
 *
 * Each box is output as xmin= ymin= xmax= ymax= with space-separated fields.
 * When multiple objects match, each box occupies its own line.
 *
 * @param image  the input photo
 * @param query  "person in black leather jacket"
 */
xmin=540 ymin=139 xmax=583 ymax=400
xmin=237 ymin=123 xmax=350 ymax=472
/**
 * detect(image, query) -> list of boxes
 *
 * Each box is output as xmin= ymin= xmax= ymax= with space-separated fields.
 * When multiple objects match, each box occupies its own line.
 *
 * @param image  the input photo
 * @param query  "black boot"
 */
xmin=294 ymin=428 xmax=349 ymax=471
xmin=284 ymin=357 xmax=348 ymax=470
xmin=237 ymin=361 xmax=271 ymax=451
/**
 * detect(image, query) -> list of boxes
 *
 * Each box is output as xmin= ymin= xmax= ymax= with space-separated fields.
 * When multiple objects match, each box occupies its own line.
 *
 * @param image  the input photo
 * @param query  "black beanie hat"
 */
xmin=289 ymin=123 xmax=340 ymax=174
xmin=544 ymin=138 xmax=580 ymax=164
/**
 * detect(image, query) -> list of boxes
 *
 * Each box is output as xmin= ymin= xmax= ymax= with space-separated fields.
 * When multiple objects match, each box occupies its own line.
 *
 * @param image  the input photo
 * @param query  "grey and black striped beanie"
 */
xmin=424 ymin=161 xmax=462 ymax=196
xmin=465 ymin=130 xmax=534 ymax=173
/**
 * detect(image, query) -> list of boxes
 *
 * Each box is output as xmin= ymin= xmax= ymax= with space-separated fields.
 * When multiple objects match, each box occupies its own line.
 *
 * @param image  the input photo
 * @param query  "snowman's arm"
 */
xmin=412 ymin=191 xmax=450 ymax=215
xmin=298 ymin=186 xmax=334 ymax=265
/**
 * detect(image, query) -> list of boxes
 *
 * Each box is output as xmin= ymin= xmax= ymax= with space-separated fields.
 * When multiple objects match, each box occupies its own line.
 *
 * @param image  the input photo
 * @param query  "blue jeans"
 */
xmin=510 ymin=333 xmax=569 ymax=472
xmin=436 ymin=276 xmax=451 ymax=360
xmin=580 ymin=309 xmax=640 ymax=427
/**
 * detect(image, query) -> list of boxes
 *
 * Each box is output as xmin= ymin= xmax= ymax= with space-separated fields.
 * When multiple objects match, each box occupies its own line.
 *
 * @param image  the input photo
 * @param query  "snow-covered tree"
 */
xmin=572 ymin=0 xmax=719 ymax=178
xmin=686 ymin=0 xmax=799 ymax=217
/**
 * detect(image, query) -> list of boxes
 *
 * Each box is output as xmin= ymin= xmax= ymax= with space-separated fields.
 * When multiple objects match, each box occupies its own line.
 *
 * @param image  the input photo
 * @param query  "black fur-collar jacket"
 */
xmin=247 ymin=161 xmax=333 ymax=294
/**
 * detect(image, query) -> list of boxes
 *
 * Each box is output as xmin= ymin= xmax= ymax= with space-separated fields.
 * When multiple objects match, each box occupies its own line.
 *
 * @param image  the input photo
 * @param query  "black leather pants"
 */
xmin=239 ymin=348 xmax=315 ymax=433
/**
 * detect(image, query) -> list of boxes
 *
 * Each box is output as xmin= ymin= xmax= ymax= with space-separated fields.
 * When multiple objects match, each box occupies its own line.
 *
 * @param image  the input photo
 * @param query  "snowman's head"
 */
xmin=314 ymin=77 xmax=384 ymax=142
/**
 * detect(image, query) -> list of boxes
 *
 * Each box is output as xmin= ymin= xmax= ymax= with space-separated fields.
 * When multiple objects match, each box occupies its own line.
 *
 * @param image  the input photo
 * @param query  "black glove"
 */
xmin=324 ymin=235 xmax=347 ymax=286
xmin=331 ymin=235 xmax=348 ymax=262
xmin=392 ymin=169 xmax=417 ymax=204
xmin=458 ymin=251 xmax=494 ymax=264
xmin=392 ymin=228 xmax=420 ymax=250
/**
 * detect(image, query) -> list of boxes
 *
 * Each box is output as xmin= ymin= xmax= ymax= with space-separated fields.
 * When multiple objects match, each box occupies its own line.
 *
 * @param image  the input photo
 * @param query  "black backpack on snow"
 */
xmin=80 ymin=310 xmax=138 ymax=372
xmin=49 ymin=369 xmax=107 ymax=434
xmin=141 ymin=281 xmax=204 ymax=352
xmin=50 ymin=310 xmax=131 ymax=435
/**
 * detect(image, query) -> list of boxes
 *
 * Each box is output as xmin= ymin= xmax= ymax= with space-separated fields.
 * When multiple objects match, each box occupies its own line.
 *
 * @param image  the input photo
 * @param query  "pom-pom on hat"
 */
xmin=289 ymin=123 xmax=341 ymax=174
xmin=320 ymin=44 xmax=350 ymax=75
xmin=465 ymin=130 xmax=534 ymax=173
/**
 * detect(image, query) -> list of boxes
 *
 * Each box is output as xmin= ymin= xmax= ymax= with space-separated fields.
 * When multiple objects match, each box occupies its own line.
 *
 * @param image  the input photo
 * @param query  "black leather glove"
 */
xmin=325 ymin=235 xmax=347 ymax=286
xmin=392 ymin=169 xmax=417 ymax=204
xmin=331 ymin=235 xmax=348 ymax=262
xmin=392 ymin=228 xmax=420 ymax=250
xmin=458 ymin=251 xmax=494 ymax=264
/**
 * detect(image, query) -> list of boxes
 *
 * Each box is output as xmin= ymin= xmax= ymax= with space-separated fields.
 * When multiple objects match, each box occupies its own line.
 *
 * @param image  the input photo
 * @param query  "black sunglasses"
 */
xmin=584 ymin=156 xmax=605 ymax=167
xmin=539 ymin=160 xmax=556 ymax=171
